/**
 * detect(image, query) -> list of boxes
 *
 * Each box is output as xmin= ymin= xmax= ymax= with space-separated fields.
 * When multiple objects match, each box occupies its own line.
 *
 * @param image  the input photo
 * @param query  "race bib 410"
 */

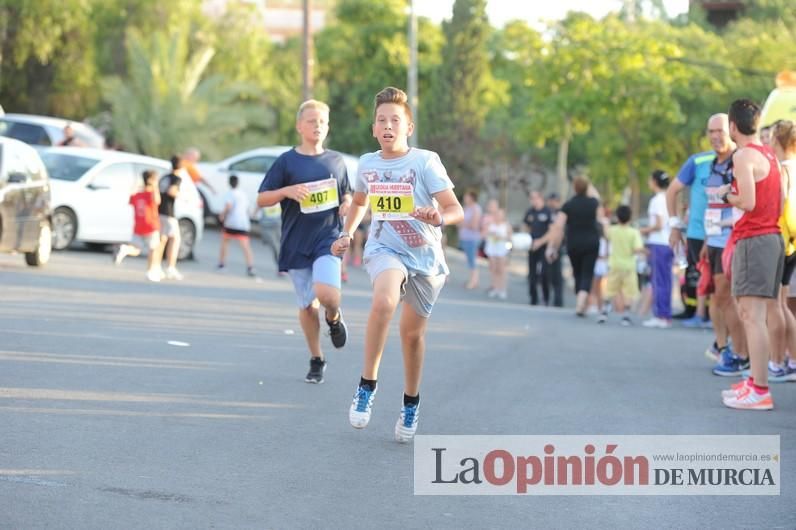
xmin=300 ymin=178 xmax=339 ymax=214
xmin=368 ymin=182 xmax=415 ymax=221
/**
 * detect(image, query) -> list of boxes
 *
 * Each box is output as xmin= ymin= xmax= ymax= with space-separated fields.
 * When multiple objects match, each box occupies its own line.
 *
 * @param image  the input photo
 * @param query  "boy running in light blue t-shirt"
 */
xmin=332 ymin=87 xmax=464 ymax=443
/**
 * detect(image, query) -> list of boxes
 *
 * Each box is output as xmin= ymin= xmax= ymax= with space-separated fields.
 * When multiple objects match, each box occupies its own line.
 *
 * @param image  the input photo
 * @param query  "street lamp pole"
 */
xmin=408 ymin=0 xmax=418 ymax=147
xmin=302 ymin=0 xmax=313 ymax=101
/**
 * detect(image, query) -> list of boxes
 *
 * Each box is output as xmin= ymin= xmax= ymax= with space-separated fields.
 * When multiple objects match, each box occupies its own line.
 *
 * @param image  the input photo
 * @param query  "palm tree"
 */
xmin=101 ymin=27 xmax=264 ymax=159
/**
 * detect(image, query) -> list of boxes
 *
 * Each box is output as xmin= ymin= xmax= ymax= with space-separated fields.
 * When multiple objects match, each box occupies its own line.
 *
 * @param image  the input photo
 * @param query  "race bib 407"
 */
xmin=300 ymin=178 xmax=339 ymax=214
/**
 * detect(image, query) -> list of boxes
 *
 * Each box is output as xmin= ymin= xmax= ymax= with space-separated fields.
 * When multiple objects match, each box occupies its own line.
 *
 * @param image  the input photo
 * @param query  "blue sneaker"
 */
xmin=395 ymin=402 xmax=420 ymax=443
xmin=785 ymin=364 xmax=796 ymax=382
xmin=712 ymin=347 xmax=749 ymax=377
xmin=349 ymin=384 xmax=377 ymax=429
xmin=682 ymin=315 xmax=703 ymax=328
xmin=768 ymin=364 xmax=789 ymax=383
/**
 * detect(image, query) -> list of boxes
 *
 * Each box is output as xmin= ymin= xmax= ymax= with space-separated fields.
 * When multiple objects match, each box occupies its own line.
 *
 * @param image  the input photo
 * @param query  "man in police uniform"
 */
xmin=524 ymin=191 xmax=556 ymax=306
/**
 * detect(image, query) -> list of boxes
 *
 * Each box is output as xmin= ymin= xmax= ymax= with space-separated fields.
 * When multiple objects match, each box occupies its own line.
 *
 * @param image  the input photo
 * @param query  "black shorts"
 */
xmin=707 ymin=246 xmax=725 ymax=276
xmin=223 ymin=227 xmax=250 ymax=237
xmin=687 ymin=238 xmax=703 ymax=267
xmin=782 ymin=253 xmax=796 ymax=286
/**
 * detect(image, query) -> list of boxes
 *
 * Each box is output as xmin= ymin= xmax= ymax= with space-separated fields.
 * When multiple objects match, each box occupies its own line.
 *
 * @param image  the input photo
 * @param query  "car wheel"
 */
xmin=178 ymin=218 xmax=196 ymax=261
xmin=52 ymin=207 xmax=77 ymax=250
xmin=25 ymin=221 xmax=52 ymax=266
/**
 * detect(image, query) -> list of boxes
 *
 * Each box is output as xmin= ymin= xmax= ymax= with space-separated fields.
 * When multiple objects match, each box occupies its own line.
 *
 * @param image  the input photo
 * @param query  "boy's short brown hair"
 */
xmin=141 ymin=169 xmax=157 ymax=186
xmin=373 ymin=87 xmax=413 ymax=121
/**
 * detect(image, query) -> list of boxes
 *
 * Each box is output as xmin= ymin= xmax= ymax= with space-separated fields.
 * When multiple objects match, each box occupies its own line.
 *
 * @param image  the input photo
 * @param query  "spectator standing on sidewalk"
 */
xmin=458 ymin=189 xmax=482 ymax=290
xmin=640 ymin=170 xmax=673 ymax=328
xmin=484 ymin=207 xmax=512 ymax=300
xmin=524 ymin=191 xmax=554 ymax=306
xmin=545 ymin=176 xmax=601 ymax=316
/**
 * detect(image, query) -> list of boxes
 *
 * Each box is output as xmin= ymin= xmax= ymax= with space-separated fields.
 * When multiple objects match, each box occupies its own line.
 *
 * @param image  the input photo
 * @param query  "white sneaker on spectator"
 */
xmin=642 ymin=317 xmax=671 ymax=329
xmin=166 ymin=267 xmax=183 ymax=281
xmin=114 ymin=244 xmax=130 ymax=266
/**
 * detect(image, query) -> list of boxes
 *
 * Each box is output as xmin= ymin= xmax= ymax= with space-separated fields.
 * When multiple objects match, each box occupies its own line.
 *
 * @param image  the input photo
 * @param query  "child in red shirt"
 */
xmin=114 ymin=170 xmax=164 ymax=282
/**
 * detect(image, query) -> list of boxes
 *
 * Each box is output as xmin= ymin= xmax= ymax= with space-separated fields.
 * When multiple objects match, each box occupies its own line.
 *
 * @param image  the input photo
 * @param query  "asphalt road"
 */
xmin=0 ymin=227 xmax=794 ymax=529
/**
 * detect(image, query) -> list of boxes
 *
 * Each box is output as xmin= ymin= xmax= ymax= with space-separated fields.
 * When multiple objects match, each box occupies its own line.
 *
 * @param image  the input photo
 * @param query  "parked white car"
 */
xmin=37 ymin=147 xmax=204 ymax=260
xmin=0 ymin=114 xmax=105 ymax=148
xmin=196 ymin=146 xmax=359 ymax=220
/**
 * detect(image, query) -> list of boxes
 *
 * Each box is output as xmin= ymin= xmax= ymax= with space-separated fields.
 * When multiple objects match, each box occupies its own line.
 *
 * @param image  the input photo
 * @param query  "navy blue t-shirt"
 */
xmin=258 ymin=148 xmax=350 ymax=271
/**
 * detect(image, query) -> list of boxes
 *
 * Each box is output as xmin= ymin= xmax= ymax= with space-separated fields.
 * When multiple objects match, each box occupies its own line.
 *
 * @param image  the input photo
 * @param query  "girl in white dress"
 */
xmin=483 ymin=208 xmax=513 ymax=300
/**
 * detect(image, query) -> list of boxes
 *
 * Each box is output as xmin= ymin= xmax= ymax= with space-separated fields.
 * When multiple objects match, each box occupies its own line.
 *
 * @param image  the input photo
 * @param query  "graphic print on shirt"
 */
xmin=364 ymin=168 xmax=426 ymax=248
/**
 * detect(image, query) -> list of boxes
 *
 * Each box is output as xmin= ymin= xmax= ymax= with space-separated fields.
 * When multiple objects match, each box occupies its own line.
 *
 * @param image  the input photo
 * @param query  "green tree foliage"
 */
xmin=481 ymin=21 xmax=549 ymax=198
xmin=741 ymin=0 xmax=796 ymax=23
xmin=204 ymin=2 xmax=297 ymax=149
xmin=520 ymin=13 xmax=613 ymax=198
xmin=578 ymin=17 xmax=691 ymax=213
xmin=314 ymin=0 xmax=442 ymax=156
xmin=720 ymin=15 xmax=796 ymax=107
xmin=0 ymin=0 xmax=97 ymax=117
xmin=101 ymin=25 xmax=262 ymax=159
xmin=90 ymin=0 xmax=174 ymax=78
xmin=424 ymin=0 xmax=505 ymax=186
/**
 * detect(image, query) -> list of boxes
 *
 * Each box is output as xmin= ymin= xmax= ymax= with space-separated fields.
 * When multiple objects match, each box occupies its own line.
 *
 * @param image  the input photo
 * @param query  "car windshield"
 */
xmin=39 ymin=151 xmax=100 ymax=181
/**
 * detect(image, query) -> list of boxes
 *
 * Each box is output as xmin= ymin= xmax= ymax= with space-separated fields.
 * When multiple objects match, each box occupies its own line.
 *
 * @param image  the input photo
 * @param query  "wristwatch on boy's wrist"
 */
xmin=338 ymin=231 xmax=352 ymax=240
xmin=667 ymin=216 xmax=682 ymax=229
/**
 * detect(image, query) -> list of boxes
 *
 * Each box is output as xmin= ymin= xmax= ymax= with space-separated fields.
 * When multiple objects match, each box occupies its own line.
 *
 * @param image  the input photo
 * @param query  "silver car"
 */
xmin=0 ymin=114 xmax=105 ymax=149
xmin=0 ymin=137 xmax=52 ymax=266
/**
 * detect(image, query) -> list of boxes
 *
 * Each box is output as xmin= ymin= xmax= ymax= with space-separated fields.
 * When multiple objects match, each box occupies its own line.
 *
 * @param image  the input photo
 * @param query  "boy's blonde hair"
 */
xmin=373 ymin=87 xmax=413 ymax=121
xmin=296 ymin=99 xmax=330 ymax=121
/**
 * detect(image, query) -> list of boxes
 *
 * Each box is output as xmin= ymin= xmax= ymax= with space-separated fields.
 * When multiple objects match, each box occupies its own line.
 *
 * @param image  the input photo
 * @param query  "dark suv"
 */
xmin=0 ymin=137 xmax=52 ymax=266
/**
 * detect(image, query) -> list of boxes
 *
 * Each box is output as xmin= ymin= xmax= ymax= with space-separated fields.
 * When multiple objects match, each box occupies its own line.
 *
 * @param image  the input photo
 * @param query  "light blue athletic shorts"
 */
xmin=288 ymin=254 xmax=342 ymax=308
xmin=365 ymin=251 xmax=446 ymax=318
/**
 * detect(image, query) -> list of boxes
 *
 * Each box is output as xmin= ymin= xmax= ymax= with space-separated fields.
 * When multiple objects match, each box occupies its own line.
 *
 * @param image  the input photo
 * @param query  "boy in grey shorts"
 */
xmin=332 ymin=87 xmax=464 ymax=443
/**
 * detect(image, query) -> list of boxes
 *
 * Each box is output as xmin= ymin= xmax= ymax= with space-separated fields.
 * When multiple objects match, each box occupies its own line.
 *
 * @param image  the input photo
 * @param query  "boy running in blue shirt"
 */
xmin=257 ymin=100 xmax=351 ymax=384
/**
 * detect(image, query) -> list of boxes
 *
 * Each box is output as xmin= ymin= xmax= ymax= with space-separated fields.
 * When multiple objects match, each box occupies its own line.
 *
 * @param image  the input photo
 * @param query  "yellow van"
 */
xmin=761 ymin=71 xmax=796 ymax=126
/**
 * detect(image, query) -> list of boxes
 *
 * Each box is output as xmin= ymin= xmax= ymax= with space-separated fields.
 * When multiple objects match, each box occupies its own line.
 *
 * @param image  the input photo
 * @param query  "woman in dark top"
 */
xmin=545 ymin=176 xmax=602 ymax=316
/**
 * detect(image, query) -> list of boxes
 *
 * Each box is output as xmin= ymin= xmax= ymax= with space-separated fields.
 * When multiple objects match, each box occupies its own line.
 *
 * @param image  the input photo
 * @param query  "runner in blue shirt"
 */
xmin=257 ymin=100 xmax=351 ymax=384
